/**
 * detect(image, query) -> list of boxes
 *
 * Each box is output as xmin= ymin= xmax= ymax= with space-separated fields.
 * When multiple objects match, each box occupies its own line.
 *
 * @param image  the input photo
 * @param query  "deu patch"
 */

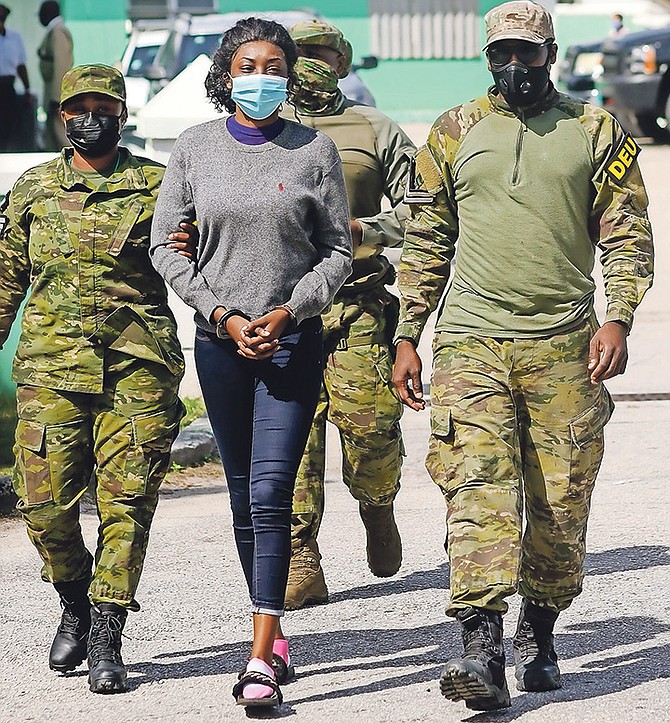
xmin=605 ymin=133 xmax=641 ymax=182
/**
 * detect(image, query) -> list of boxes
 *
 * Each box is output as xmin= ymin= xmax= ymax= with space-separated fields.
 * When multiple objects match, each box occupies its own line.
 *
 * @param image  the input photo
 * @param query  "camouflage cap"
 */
xmin=290 ymin=19 xmax=353 ymax=78
xmin=483 ymin=1 xmax=554 ymax=50
xmin=60 ymin=64 xmax=126 ymax=106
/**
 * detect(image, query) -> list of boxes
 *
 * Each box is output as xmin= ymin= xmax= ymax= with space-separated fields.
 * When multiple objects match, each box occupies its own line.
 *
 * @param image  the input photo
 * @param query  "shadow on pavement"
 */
xmin=466 ymin=641 xmax=670 ymax=722
xmin=125 ymin=545 xmax=670 ymax=713
xmin=329 ymin=546 xmax=670 ymax=607
xmin=584 ymin=545 xmax=670 ymax=575
xmin=128 ymin=610 xmax=669 ymax=715
xmin=328 ymin=561 xmax=450 ymax=603
xmin=128 ymin=622 xmax=452 ymax=695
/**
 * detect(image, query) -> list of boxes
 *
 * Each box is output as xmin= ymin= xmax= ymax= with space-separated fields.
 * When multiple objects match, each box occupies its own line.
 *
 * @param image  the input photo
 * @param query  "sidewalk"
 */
xmin=0 ymin=144 xmax=668 ymax=723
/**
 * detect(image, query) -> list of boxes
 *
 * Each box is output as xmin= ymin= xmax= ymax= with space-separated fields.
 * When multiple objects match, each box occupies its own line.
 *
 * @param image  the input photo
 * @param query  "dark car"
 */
xmin=598 ymin=26 xmax=670 ymax=140
xmin=557 ymin=40 xmax=604 ymax=103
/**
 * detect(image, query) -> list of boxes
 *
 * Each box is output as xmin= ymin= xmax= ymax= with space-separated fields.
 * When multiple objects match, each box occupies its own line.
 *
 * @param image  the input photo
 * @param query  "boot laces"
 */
xmin=57 ymin=600 xmax=89 ymax=638
xmin=288 ymin=546 xmax=320 ymax=580
xmin=516 ymin=620 xmax=555 ymax=660
xmin=89 ymin=613 xmax=125 ymax=664
xmin=462 ymin=617 xmax=501 ymax=664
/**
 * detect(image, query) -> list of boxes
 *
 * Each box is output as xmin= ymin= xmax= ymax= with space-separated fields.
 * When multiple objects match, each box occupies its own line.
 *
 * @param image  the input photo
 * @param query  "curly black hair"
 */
xmin=205 ymin=17 xmax=298 ymax=113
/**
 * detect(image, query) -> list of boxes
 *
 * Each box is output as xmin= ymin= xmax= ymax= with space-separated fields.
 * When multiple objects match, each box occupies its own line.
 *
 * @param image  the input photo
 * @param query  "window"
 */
xmin=370 ymin=0 xmax=480 ymax=60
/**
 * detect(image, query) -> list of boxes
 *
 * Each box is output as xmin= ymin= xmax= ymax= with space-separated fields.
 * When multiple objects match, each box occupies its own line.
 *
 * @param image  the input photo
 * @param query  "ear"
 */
xmin=549 ymin=43 xmax=558 ymax=65
xmin=336 ymin=53 xmax=348 ymax=77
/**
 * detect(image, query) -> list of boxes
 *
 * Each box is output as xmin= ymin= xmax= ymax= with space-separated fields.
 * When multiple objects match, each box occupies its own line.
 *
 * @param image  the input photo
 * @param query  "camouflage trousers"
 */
xmin=427 ymin=319 xmax=614 ymax=615
xmin=12 ymin=352 xmax=184 ymax=611
xmin=292 ymin=286 xmax=404 ymax=542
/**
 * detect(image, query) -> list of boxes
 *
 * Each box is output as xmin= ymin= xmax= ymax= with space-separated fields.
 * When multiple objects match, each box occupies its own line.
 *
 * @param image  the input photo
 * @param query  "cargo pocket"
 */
xmin=123 ymin=401 xmax=184 ymax=496
xmin=430 ymin=405 xmax=454 ymax=440
xmin=14 ymin=418 xmax=90 ymax=507
xmin=426 ymin=406 xmax=459 ymax=495
xmin=568 ymin=390 xmax=614 ymax=498
xmin=372 ymin=345 xmax=403 ymax=434
xmin=13 ymin=419 xmax=51 ymax=506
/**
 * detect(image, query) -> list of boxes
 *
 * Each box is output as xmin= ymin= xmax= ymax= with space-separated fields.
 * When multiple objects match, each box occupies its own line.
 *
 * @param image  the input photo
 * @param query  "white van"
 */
xmin=119 ymin=23 xmax=169 ymax=129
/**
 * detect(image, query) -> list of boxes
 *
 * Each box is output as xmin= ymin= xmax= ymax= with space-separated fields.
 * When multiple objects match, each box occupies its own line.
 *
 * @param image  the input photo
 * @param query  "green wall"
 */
xmin=62 ymin=0 xmax=127 ymax=66
xmin=68 ymin=20 xmax=128 ymax=66
xmin=217 ymin=0 xmax=367 ymax=15
xmin=63 ymin=0 xmax=125 ymax=20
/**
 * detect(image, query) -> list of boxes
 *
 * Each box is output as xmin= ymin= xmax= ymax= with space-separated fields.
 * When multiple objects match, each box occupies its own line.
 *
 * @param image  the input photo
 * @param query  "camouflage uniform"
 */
xmin=0 ymin=65 xmax=184 ymax=610
xmin=286 ymin=21 xmax=415 ymax=548
xmin=396 ymin=87 xmax=654 ymax=615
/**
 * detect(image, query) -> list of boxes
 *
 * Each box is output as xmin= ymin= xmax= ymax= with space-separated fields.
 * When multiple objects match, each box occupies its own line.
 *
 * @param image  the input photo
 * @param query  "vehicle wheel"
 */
xmin=635 ymin=112 xmax=669 ymax=142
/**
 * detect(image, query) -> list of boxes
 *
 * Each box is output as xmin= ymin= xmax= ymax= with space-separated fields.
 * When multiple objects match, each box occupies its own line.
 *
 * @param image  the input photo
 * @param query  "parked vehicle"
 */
xmin=557 ymin=40 xmax=603 ymax=104
xmin=598 ymin=26 xmax=670 ymax=140
xmin=130 ymin=11 xmax=377 ymax=117
xmin=119 ymin=21 xmax=169 ymax=129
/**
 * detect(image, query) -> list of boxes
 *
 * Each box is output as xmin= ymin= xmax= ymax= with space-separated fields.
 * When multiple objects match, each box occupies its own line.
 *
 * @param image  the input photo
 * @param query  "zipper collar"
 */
xmin=487 ymin=82 xmax=560 ymax=119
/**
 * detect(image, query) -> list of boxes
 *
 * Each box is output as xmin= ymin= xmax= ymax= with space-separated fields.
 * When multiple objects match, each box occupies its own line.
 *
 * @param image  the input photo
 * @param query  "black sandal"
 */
xmin=232 ymin=670 xmax=283 ymax=707
xmin=272 ymin=652 xmax=295 ymax=685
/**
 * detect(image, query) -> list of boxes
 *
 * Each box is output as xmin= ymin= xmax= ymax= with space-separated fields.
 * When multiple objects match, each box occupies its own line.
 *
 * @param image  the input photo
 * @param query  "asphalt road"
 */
xmin=1 ymin=138 xmax=669 ymax=723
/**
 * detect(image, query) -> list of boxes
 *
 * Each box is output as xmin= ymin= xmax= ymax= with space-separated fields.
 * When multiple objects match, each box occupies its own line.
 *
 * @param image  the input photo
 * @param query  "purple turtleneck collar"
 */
xmin=226 ymin=114 xmax=285 ymax=145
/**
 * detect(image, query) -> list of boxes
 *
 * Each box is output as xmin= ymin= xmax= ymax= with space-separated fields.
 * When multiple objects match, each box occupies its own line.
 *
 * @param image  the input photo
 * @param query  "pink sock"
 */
xmin=241 ymin=657 xmax=276 ymax=700
xmin=273 ymin=638 xmax=290 ymax=665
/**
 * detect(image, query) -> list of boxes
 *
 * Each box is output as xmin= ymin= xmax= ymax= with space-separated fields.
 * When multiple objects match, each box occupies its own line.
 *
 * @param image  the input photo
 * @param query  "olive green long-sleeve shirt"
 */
xmin=0 ymin=148 xmax=183 ymax=394
xmin=395 ymin=88 xmax=654 ymax=344
xmin=285 ymin=98 xmax=415 ymax=291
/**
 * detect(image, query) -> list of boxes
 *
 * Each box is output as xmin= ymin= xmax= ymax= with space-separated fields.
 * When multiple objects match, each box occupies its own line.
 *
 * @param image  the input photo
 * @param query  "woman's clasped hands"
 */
xmin=226 ymin=308 xmax=292 ymax=360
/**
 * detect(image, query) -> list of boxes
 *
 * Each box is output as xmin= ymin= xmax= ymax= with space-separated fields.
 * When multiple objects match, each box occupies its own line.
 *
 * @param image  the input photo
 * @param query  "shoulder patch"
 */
xmin=403 ymin=147 xmax=444 ymax=205
xmin=605 ymin=133 xmax=641 ymax=182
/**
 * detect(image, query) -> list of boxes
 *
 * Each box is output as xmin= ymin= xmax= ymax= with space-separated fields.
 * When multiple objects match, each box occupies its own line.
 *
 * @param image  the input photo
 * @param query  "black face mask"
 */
xmin=491 ymin=60 xmax=550 ymax=107
xmin=65 ymin=112 xmax=121 ymax=157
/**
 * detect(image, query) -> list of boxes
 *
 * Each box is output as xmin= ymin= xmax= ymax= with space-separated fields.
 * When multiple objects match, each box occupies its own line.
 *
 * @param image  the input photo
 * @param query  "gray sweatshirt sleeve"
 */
xmin=149 ymin=137 xmax=223 ymax=324
xmin=286 ymin=148 xmax=353 ymax=324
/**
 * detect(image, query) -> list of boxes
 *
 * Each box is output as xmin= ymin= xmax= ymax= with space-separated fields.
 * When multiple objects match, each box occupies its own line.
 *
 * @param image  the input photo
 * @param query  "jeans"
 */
xmin=195 ymin=318 xmax=322 ymax=615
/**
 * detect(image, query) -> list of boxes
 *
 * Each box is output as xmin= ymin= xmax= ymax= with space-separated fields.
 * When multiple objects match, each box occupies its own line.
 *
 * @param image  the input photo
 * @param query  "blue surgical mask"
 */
xmin=230 ymin=74 xmax=288 ymax=120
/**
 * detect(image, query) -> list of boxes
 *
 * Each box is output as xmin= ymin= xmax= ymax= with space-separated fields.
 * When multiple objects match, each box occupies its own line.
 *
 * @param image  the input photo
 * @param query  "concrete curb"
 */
xmin=0 ymin=415 xmax=218 ymax=501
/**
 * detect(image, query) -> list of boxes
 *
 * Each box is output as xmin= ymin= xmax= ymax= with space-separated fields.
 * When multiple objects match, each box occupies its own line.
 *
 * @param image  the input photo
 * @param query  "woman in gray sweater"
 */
xmin=150 ymin=18 xmax=352 ymax=708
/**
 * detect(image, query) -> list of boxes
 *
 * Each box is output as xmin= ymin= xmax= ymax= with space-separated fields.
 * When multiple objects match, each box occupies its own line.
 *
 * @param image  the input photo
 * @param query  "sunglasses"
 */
xmin=487 ymin=40 xmax=551 ymax=68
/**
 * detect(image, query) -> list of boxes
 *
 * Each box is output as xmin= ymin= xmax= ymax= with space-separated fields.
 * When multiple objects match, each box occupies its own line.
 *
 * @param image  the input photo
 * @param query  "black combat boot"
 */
xmin=513 ymin=599 xmax=561 ymax=691
xmin=49 ymin=578 xmax=91 ymax=672
xmin=440 ymin=606 xmax=511 ymax=711
xmin=87 ymin=603 xmax=128 ymax=693
xmin=359 ymin=502 xmax=402 ymax=577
